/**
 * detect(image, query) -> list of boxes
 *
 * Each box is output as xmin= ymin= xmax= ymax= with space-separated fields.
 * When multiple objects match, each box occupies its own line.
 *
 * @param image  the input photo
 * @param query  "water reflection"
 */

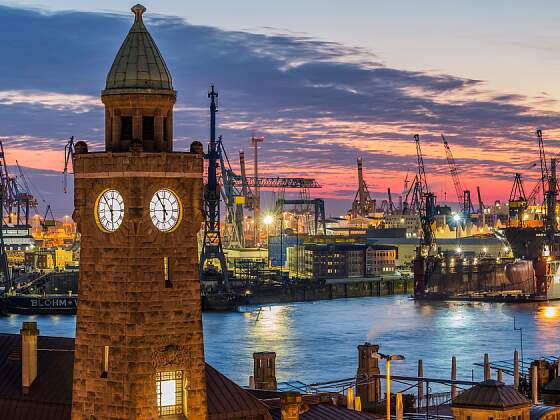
xmin=1 ymin=296 xmax=560 ymax=389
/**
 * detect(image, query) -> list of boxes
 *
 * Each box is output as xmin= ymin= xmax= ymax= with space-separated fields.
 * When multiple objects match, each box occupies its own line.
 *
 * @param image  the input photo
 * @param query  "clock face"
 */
xmin=95 ymin=189 xmax=124 ymax=233
xmin=149 ymin=189 xmax=182 ymax=232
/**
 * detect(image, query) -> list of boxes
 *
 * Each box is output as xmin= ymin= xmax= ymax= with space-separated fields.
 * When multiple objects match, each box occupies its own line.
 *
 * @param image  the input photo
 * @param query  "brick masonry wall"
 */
xmin=71 ymin=150 xmax=207 ymax=419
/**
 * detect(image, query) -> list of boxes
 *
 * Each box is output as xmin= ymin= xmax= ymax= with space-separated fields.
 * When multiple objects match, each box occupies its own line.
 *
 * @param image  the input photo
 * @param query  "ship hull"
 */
xmin=3 ymin=294 xmax=77 ymax=314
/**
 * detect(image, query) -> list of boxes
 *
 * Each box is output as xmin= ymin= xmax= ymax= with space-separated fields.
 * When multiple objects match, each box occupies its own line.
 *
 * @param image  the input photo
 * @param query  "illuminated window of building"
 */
xmin=164 ymin=257 xmax=172 ymax=288
xmin=156 ymin=370 xmax=184 ymax=416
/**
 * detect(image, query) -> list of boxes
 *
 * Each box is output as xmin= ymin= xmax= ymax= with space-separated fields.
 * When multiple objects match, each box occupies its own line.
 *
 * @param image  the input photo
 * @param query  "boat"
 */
xmin=3 ymin=293 xmax=77 ymax=314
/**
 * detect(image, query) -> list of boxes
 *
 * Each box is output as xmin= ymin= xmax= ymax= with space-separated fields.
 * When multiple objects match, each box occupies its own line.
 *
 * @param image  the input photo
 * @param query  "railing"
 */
xmin=415 ymin=391 xmax=454 ymax=409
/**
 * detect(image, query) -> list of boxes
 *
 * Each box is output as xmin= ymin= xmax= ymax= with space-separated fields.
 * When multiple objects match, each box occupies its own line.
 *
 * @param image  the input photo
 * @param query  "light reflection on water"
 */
xmin=1 ymin=296 xmax=560 ymax=389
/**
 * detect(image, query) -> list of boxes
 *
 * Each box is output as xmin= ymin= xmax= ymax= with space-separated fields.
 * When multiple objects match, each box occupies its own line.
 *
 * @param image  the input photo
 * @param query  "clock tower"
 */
xmin=71 ymin=5 xmax=208 ymax=419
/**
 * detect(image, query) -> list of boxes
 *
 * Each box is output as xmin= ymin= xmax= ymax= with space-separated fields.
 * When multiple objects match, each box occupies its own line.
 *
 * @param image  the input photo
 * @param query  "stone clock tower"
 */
xmin=71 ymin=5 xmax=207 ymax=419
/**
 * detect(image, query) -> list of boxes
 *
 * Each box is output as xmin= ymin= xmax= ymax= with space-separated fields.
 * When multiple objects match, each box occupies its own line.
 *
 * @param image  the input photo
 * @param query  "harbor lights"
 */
xmin=263 ymin=214 xmax=274 ymax=226
xmin=453 ymin=214 xmax=462 ymax=239
xmin=372 ymin=353 xmax=405 ymax=420
xmin=263 ymin=214 xmax=274 ymax=265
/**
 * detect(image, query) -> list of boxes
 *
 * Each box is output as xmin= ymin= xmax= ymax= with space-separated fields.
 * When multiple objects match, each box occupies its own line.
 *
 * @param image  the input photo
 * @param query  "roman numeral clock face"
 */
xmin=150 ymin=189 xmax=183 ymax=232
xmin=95 ymin=189 xmax=124 ymax=233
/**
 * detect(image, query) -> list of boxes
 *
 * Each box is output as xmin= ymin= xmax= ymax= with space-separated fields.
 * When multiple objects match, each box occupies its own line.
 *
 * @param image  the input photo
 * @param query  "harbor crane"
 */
xmin=413 ymin=134 xmax=437 ymax=296
xmin=527 ymin=129 xmax=554 ymax=205
xmin=441 ymin=134 xmax=474 ymax=216
xmin=351 ymin=157 xmax=375 ymax=218
xmin=218 ymin=136 xmax=244 ymax=249
xmin=200 ymin=85 xmax=229 ymax=289
xmin=476 ymin=186 xmax=485 ymax=226
xmin=63 ymin=136 xmax=75 ymax=194
xmin=251 ymin=135 xmax=265 ymax=244
xmin=508 ymin=173 xmax=528 ymax=226
xmin=414 ymin=134 xmax=436 ymax=252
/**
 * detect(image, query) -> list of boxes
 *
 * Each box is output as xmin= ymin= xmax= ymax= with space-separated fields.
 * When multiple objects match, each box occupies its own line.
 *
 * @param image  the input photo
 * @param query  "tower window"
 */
xmin=156 ymin=370 xmax=184 ymax=416
xmin=143 ymin=116 xmax=154 ymax=141
xmin=121 ymin=116 xmax=133 ymax=141
xmin=164 ymin=257 xmax=172 ymax=288
xmin=163 ymin=117 xmax=168 ymax=142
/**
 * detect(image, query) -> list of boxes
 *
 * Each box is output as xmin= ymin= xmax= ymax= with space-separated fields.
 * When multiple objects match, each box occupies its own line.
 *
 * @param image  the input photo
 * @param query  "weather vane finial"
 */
xmin=131 ymin=4 xmax=146 ymax=22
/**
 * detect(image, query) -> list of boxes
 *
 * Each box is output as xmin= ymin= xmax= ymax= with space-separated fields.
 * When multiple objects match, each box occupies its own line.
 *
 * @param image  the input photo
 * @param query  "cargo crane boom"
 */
xmin=441 ymin=134 xmax=475 ymax=215
xmin=537 ymin=129 xmax=549 ymax=197
xmin=239 ymin=150 xmax=253 ymax=209
xmin=231 ymin=176 xmax=321 ymax=189
xmin=63 ymin=136 xmax=75 ymax=194
xmin=441 ymin=134 xmax=464 ymax=204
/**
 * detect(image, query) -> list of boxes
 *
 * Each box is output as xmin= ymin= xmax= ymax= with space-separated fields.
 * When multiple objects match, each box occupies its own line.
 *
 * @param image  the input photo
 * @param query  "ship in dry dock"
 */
xmin=414 ymin=130 xmax=560 ymax=302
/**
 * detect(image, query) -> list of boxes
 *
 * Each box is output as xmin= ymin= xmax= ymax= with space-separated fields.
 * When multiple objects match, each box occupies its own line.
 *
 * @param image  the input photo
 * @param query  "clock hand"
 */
xmin=103 ymin=195 xmax=114 ymax=221
xmin=156 ymin=193 xmax=168 ymax=221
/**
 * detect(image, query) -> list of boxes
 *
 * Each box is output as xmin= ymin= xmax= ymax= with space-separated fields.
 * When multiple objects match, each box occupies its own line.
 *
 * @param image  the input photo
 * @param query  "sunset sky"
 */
xmin=1 ymin=1 xmax=560 ymax=216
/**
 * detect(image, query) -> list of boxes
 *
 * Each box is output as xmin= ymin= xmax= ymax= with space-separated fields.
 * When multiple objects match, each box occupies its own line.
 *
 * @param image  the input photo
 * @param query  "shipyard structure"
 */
xmin=0 ymin=10 xmax=559 ymax=312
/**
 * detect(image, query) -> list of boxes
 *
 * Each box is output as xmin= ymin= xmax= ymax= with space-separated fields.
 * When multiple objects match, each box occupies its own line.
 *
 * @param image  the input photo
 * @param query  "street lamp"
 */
xmin=263 ymin=214 xmax=274 ymax=266
xmin=373 ymin=353 xmax=405 ymax=420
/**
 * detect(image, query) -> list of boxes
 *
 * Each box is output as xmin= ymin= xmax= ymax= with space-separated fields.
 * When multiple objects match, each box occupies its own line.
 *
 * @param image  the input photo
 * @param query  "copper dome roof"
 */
xmin=103 ymin=4 xmax=174 ymax=95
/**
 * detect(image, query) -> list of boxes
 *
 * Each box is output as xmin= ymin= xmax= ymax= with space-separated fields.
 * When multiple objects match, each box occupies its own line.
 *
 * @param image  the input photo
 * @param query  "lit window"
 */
xmin=101 ymin=345 xmax=109 ymax=378
xmin=156 ymin=370 xmax=184 ymax=416
xmin=164 ymin=257 xmax=172 ymax=288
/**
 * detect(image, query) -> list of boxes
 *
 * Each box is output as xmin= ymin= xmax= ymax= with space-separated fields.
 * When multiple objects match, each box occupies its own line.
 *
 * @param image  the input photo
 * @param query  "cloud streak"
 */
xmin=0 ymin=5 xmax=558 ymax=215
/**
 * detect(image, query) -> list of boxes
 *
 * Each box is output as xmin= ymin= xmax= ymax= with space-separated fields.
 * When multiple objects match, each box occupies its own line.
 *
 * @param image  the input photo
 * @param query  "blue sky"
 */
xmin=0 ymin=1 xmax=559 ymax=217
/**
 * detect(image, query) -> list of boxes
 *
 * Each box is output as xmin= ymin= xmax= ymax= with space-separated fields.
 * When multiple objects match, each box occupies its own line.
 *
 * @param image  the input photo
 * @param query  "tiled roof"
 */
xmin=543 ymin=377 xmax=560 ymax=392
xmin=263 ymin=393 xmax=378 ymax=420
xmin=452 ymin=380 xmax=530 ymax=410
xmin=0 ymin=333 xmax=271 ymax=420
xmin=205 ymin=364 xmax=272 ymax=420
xmin=0 ymin=334 xmax=74 ymax=420
xmin=104 ymin=4 xmax=174 ymax=93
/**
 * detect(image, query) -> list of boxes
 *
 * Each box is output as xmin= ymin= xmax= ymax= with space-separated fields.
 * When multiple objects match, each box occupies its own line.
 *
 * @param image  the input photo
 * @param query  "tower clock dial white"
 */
xmin=95 ymin=189 xmax=124 ymax=232
xmin=150 ymin=189 xmax=182 ymax=232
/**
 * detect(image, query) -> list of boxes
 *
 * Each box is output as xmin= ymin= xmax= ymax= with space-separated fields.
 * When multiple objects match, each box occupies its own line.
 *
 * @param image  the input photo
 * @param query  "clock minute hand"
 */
xmin=156 ymin=193 xmax=168 ymax=221
xmin=103 ymin=195 xmax=114 ymax=222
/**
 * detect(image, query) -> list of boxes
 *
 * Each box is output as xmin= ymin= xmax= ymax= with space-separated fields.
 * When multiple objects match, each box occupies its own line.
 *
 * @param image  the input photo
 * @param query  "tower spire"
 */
xmin=131 ymin=4 xmax=146 ymax=22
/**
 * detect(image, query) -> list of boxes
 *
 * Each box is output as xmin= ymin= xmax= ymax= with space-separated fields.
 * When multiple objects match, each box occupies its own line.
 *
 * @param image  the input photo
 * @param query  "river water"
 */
xmin=1 ymin=296 xmax=559 ymax=391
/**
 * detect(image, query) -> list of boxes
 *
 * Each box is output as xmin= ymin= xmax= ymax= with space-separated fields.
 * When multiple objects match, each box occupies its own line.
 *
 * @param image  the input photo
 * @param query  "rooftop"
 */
xmin=0 ymin=332 xmax=270 ymax=420
xmin=104 ymin=4 xmax=174 ymax=95
xmin=452 ymin=379 xmax=530 ymax=410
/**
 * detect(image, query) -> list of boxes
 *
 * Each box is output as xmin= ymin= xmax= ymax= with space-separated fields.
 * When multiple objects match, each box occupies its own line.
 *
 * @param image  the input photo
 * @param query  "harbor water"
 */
xmin=1 ymin=296 xmax=560 ymax=390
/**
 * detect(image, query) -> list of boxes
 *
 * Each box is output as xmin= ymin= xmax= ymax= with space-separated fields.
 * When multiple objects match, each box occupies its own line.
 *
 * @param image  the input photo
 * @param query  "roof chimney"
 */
xmin=20 ymin=322 xmax=39 ymax=394
xmin=281 ymin=391 xmax=302 ymax=420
